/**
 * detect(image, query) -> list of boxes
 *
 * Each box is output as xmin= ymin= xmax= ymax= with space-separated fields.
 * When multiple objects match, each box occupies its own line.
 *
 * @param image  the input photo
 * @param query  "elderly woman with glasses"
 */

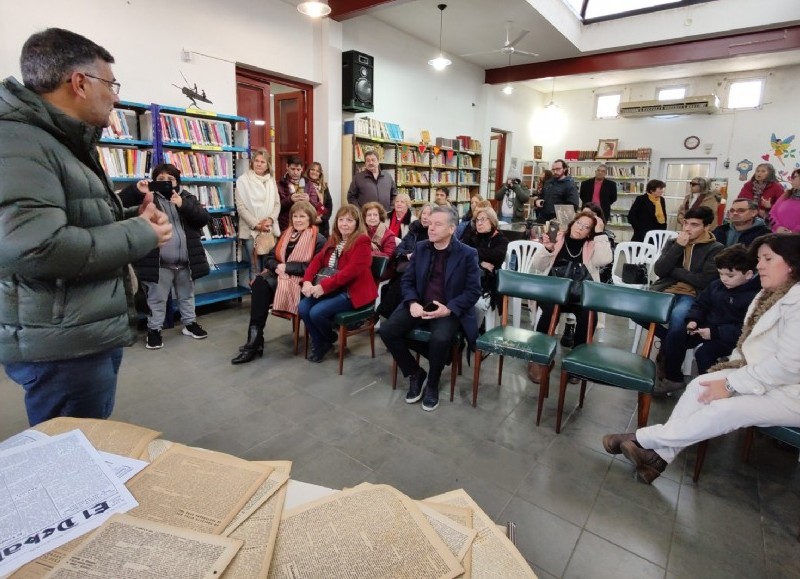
xmin=527 ymin=210 xmax=612 ymax=383
xmin=461 ymin=206 xmax=509 ymax=326
xmin=677 ymin=177 xmax=720 ymax=229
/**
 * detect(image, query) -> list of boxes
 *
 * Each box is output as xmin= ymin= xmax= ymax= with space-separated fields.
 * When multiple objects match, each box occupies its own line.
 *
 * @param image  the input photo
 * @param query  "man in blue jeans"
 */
xmin=649 ymin=206 xmax=723 ymax=396
xmin=0 ymin=29 xmax=171 ymax=425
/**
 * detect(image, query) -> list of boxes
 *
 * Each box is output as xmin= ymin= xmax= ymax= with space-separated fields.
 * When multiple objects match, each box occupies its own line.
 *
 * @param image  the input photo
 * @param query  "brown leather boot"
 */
xmin=602 ymin=432 xmax=637 ymax=455
xmin=620 ymin=440 xmax=668 ymax=484
xmin=527 ymin=362 xmax=542 ymax=384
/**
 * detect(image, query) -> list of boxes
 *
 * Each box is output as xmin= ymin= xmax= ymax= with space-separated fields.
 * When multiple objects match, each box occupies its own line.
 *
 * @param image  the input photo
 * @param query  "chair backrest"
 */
xmin=580 ymin=281 xmax=675 ymax=325
xmin=611 ymin=241 xmax=658 ymax=286
xmin=504 ymin=240 xmax=545 ymax=273
xmin=371 ymin=256 xmax=389 ymax=280
xmin=643 ymin=230 xmax=678 ymax=255
xmin=497 ymin=270 xmax=572 ymax=304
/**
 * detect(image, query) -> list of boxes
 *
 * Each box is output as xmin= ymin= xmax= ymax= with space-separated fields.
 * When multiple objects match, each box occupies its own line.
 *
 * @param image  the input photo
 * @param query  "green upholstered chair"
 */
xmin=327 ymin=256 xmax=389 ymax=375
xmin=472 ymin=271 xmax=572 ymax=424
xmin=390 ymin=329 xmax=463 ymax=401
xmin=556 ymin=281 xmax=675 ymax=433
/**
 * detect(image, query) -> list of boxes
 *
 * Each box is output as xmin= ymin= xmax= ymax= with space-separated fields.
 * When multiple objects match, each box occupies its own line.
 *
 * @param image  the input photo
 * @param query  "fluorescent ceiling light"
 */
xmin=297 ymin=1 xmax=331 ymax=18
xmin=502 ymin=84 xmax=514 ymax=95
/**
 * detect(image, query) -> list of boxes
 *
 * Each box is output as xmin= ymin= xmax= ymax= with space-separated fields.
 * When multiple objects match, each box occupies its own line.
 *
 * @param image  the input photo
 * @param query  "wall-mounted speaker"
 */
xmin=342 ymin=50 xmax=374 ymax=113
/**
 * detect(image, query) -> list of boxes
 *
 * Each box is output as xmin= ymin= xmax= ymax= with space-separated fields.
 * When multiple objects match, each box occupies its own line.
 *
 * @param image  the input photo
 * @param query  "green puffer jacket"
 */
xmin=0 ymin=77 xmax=158 ymax=363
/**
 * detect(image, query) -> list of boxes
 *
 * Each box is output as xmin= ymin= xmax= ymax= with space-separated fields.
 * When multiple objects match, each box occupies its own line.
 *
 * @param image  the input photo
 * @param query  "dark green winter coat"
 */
xmin=0 ymin=77 xmax=158 ymax=363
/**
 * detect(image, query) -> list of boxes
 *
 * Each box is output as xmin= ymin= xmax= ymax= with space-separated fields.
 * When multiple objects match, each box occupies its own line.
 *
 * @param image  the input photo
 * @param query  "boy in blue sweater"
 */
xmin=684 ymin=244 xmax=761 ymax=375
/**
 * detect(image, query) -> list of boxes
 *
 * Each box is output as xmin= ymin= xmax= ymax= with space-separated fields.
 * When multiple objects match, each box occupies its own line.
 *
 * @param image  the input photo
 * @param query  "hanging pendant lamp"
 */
xmin=428 ymin=4 xmax=452 ymax=71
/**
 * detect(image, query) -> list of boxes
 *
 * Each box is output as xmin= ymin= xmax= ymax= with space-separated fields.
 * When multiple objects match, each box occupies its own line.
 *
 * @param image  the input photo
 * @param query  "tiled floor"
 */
xmin=2 ymin=302 xmax=799 ymax=578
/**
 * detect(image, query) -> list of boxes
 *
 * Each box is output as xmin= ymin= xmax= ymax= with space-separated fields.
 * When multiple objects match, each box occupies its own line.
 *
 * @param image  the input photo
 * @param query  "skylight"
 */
xmin=564 ymin=0 xmax=713 ymax=23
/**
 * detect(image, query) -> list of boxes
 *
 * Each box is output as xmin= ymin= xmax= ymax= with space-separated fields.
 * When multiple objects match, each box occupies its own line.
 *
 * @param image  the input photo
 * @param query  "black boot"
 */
xmin=560 ymin=322 xmax=576 ymax=348
xmin=231 ymin=325 xmax=264 ymax=364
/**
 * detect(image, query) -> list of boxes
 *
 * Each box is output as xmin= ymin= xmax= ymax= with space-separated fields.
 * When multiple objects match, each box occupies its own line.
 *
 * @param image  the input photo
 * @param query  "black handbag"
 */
xmin=550 ymin=260 xmax=592 ymax=303
xmin=313 ymin=248 xmax=340 ymax=285
xmin=621 ymin=263 xmax=648 ymax=285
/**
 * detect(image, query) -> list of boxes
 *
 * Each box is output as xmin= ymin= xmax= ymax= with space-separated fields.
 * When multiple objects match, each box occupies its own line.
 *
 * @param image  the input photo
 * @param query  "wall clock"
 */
xmin=684 ymin=136 xmax=700 ymax=150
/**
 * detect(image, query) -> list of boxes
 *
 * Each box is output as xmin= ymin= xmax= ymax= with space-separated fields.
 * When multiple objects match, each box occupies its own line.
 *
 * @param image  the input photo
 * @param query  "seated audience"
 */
xmin=461 ymin=206 xmax=509 ymax=328
xmin=387 ymin=193 xmax=417 ymax=240
xmin=650 ymin=206 xmax=724 ymax=396
xmin=456 ymin=193 xmax=484 ymax=238
xmin=527 ymin=210 xmax=612 ymax=382
xmin=300 ymin=205 xmax=377 ymax=363
xmin=434 ymin=187 xmax=452 ymax=207
xmin=231 ymin=201 xmax=326 ymax=365
xmin=713 ymin=198 xmax=770 ymax=246
xmin=738 ymin=162 xmax=784 ymax=221
xmin=362 ymin=201 xmax=397 ymax=259
xmin=677 ymin=177 xmax=720 ymax=228
xmin=684 ymin=244 xmax=761 ymax=375
xmin=770 ymin=168 xmax=800 ymax=234
xmin=627 ymin=179 xmax=667 ymax=242
xmin=581 ymin=201 xmax=616 ymax=283
xmin=379 ymin=206 xmax=481 ymax=412
xmin=603 ymin=234 xmax=800 ymax=485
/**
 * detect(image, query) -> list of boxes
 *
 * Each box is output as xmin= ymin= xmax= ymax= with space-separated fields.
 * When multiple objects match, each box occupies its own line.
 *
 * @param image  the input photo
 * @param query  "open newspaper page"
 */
xmin=8 ymin=535 xmax=89 ymax=579
xmin=418 ymin=503 xmax=477 ymax=564
xmin=0 ymin=431 xmax=138 ymax=577
xmin=426 ymin=489 xmax=537 ymax=579
xmin=222 ymin=461 xmax=290 ymax=536
xmin=268 ymin=483 xmax=463 ymax=579
xmin=126 ymin=445 xmax=273 ymax=534
xmin=143 ymin=438 xmax=173 ymax=461
xmin=33 ymin=418 xmax=160 ymax=460
xmin=43 ymin=514 xmax=242 ymax=579
xmin=419 ymin=501 xmax=475 ymax=579
xmin=221 ymin=462 xmax=291 ymax=579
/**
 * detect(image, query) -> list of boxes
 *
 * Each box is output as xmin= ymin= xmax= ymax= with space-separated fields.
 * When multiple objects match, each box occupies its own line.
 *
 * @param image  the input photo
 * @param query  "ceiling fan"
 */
xmin=460 ymin=21 xmax=539 ymax=59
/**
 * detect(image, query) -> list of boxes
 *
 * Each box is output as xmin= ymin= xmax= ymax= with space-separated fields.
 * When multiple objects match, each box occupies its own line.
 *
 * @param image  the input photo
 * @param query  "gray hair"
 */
xmin=731 ymin=197 xmax=758 ymax=211
xmin=21 ymin=28 xmax=114 ymax=94
xmin=431 ymin=205 xmax=459 ymax=227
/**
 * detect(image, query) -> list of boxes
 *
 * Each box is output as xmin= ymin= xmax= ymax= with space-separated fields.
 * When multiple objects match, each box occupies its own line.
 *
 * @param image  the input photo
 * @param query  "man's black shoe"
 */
xmin=405 ymin=369 xmax=427 ymax=404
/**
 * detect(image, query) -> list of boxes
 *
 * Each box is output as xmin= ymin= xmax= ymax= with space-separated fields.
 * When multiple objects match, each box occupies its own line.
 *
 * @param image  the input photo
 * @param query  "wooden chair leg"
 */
xmin=472 ymin=350 xmax=482 ymax=406
xmin=497 ymin=355 xmax=505 ymax=386
xmin=369 ymin=325 xmax=376 ymax=358
xmin=741 ymin=426 xmax=756 ymax=462
xmin=338 ymin=325 xmax=346 ymax=375
xmin=693 ymin=440 xmax=708 ymax=483
xmin=578 ymin=380 xmax=586 ymax=408
xmin=536 ymin=364 xmax=550 ymax=427
xmin=304 ymin=327 xmax=309 ymax=359
xmin=556 ymin=370 xmax=569 ymax=434
xmin=637 ymin=392 xmax=652 ymax=428
xmin=292 ymin=316 xmax=300 ymax=355
xmin=391 ymin=359 xmax=398 ymax=390
xmin=450 ymin=346 xmax=458 ymax=401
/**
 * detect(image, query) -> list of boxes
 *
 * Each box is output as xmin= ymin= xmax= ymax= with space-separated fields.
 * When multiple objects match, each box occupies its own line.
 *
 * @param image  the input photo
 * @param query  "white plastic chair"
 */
xmin=643 ymin=230 xmax=678 ymax=282
xmin=612 ymin=242 xmax=658 ymax=352
xmin=502 ymin=240 xmax=545 ymax=328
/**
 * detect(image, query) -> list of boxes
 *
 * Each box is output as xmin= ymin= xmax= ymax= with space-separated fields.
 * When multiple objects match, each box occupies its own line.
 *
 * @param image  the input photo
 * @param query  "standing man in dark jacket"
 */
xmin=379 ymin=206 xmax=481 ymax=412
xmin=536 ymin=159 xmax=579 ymax=223
xmin=579 ymin=164 xmax=617 ymax=224
xmin=0 ymin=29 xmax=172 ymax=425
xmin=121 ymin=164 xmax=210 ymax=349
xmin=347 ymin=150 xmax=397 ymax=210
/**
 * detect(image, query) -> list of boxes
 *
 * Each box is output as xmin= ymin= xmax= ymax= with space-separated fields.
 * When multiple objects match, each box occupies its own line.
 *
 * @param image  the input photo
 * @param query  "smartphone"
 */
xmin=547 ymin=221 xmax=560 ymax=241
xmin=148 ymin=180 xmax=174 ymax=195
xmin=423 ymin=302 xmax=439 ymax=312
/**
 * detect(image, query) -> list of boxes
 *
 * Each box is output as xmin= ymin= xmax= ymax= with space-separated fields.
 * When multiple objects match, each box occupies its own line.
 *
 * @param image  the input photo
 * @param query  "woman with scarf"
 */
xmin=677 ymin=177 xmax=720 ymax=229
xmin=362 ymin=201 xmax=397 ymax=259
xmin=603 ymin=234 xmax=800 ymax=485
xmin=527 ymin=210 xmax=612 ymax=383
xmin=231 ymin=201 xmax=326 ymax=364
xmin=739 ymin=162 xmax=784 ymax=221
xmin=628 ymin=179 xmax=667 ymax=242
xmin=306 ymin=162 xmax=333 ymax=238
xmin=387 ymin=193 xmax=416 ymax=241
xmin=236 ymin=149 xmax=281 ymax=280
xmin=769 ymin=168 xmax=800 ymax=233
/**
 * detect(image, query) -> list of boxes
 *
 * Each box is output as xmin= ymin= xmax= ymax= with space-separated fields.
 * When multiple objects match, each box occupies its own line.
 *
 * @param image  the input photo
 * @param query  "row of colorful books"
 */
xmin=201 ymin=215 xmax=236 ymax=239
xmin=345 ymin=117 xmax=403 ymax=141
xmin=159 ymin=113 xmax=233 ymax=146
xmin=101 ymin=110 xmax=135 ymax=140
xmin=185 ymin=185 xmax=225 ymax=209
xmin=162 ymin=151 xmax=231 ymax=179
xmin=97 ymin=147 xmax=151 ymax=178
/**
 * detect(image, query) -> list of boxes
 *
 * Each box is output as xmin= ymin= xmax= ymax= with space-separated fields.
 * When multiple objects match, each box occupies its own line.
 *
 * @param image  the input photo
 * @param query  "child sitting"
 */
xmin=684 ymin=243 xmax=761 ymax=375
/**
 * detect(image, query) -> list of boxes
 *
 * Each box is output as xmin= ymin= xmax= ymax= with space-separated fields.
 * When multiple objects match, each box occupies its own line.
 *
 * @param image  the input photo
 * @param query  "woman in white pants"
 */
xmin=602 ymin=233 xmax=800 ymax=484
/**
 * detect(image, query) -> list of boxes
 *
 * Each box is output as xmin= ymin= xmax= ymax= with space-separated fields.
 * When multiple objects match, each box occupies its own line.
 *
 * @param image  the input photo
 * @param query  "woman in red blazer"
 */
xmin=300 ymin=204 xmax=377 ymax=362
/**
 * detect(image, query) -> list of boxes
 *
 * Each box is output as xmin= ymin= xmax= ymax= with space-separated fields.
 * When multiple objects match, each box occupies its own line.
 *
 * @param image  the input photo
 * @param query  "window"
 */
xmin=727 ymin=78 xmax=764 ymax=109
xmin=595 ymin=93 xmax=621 ymax=119
xmin=657 ymin=86 xmax=686 ymax=101
xmin=564 ymin=0 xmax=713 ymax=22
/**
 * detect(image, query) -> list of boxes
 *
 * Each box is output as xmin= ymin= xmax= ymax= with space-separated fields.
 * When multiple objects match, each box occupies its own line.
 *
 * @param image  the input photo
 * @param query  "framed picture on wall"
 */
xmin=596 ymin=139 xmax=618 ymax=159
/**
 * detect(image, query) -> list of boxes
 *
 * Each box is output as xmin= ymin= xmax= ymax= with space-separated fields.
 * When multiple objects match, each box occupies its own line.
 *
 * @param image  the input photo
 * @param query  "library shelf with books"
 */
xmin=97 ymin=101 xmax=154 ymax=183
xmin=147 ymin=104 xmax=251 ymax=307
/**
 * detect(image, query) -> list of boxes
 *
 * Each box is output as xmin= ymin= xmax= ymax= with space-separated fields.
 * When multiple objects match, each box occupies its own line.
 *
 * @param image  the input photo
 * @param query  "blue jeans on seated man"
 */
xmin=298 ymin=292 xmax=354 ymax=353
xmin=653 ymin=294 xmax=695 ymax=382
xmin=5 ymin=347 xmax=124 ymax=426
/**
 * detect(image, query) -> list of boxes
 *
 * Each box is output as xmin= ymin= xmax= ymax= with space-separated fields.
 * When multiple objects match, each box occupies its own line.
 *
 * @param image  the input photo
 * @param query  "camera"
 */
xmin=148 ymin=180 xmax=175 ymax=195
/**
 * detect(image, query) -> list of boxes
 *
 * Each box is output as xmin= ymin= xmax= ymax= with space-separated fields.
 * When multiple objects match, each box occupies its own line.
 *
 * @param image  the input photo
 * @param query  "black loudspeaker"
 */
xmin=342 ymin=50 xmax=374 ymax=113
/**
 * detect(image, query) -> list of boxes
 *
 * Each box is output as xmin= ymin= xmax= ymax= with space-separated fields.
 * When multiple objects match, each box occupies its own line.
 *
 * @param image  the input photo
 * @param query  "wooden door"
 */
xmin=274 ymin=91 xmax=307 ymax=173
xmin=235 ymin=73 xmax=270 ymax=151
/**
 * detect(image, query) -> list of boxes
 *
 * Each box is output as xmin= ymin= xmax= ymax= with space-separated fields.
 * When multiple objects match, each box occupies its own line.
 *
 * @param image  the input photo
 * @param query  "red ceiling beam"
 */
xmin=485 ymin=25 xmax=800 ymax=84
xmin=328 ymin=0 xmax=412 ymax=22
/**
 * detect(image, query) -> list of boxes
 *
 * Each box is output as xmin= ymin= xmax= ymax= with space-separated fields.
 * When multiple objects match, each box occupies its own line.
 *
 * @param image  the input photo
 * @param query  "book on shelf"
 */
xmin=102 ymin=109 xmax=134 ymax=140
xmin=455 ymin=135 xmax=481 ymax=152
xmin=185 ymin=185 xmax=224 ymax=209
xmin=431 ymin=169 xmax=455 ymax=184
xmin=159 ymin=113 xmax=233 ymax=147
xmin=204 ymin=215 xmax=236 ymax=239
xmin=344 ymin=117 xmax=403 ymax=141
xmin=204 ymin=248 xmax=219 ymax=270
xmin=399 ymin=187 xmax=430 ymax=202
xmin=161 ymin=151 xmax=231 ymax=178
xmin=97 ymin=147 xmax=151 ymax=178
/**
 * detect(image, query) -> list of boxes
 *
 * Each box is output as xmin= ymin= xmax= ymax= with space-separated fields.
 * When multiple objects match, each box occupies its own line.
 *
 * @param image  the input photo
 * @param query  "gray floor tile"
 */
xmin=563 ymin=531 xmax=666 ymax=579
xmin=516 ymin=463 xmax=601 ymax=527
xmin=668 ymin=522 xmax=767 ymax=579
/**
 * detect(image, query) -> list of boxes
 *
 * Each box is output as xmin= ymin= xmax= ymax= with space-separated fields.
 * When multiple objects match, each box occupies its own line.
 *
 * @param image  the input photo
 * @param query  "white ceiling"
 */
xmin=338 ymin=0 xmax=800 ymax=94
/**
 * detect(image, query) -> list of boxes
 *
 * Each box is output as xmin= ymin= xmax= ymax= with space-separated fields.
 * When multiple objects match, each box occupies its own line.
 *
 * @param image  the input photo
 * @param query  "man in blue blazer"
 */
xmin=379 ymin=206 xmax=481 ymax=411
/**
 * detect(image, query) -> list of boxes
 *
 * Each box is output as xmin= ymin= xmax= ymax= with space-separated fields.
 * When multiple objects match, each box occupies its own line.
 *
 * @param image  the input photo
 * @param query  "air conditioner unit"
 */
xmin=618 ymin=95 xmax=719 ymax=118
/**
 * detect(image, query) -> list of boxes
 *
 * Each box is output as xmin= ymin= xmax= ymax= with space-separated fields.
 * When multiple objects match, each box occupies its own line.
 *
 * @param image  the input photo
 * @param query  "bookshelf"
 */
xmin=342 ymin=119 xmax=482 ymax=212
xmin=97 ymin=101 xmax=154 ymax=183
